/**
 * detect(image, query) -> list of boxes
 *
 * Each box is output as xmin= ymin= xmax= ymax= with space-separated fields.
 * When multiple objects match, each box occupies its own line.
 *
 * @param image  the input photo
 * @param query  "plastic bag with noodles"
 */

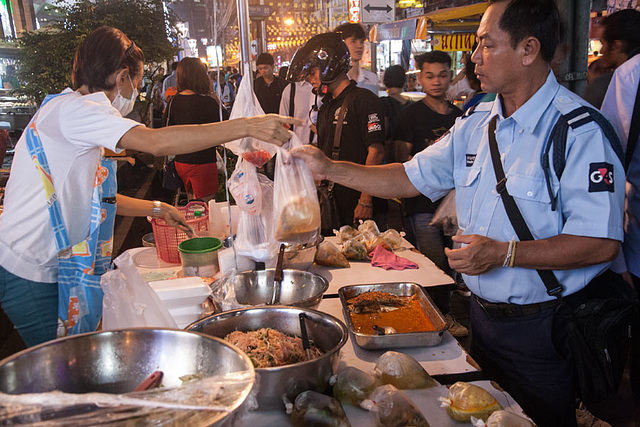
xmin=273 ymin=135 xmax=321 ymax=246
xmin=334 ymin=225 xmax=360 ymax=242
xmin=439 ymin=381 xmax=503 ymax=423
xmin=234 ymin=171 xmax=278 ymax=262
xmin=315 ymin=241 xmax=350 ymax=268
xmin=373 ymin=351 xmax=438 ymax=389
xmin=341 ymin=238 xmax=369 ymax=261
xmin=471 ymin=410 xmax=535 ymax=427
xmin=332 ymin=366 xmax=381 ymax=406
xmin=360 ymin=384 xmax=430 ymax=427
xmin=290 ymin=390 xmax=351 ymax=427
xmin=224 ymin=63 xmax=276 ymax=168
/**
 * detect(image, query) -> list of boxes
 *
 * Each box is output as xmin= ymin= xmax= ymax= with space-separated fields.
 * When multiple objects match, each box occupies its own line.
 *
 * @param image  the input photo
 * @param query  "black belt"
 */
xmin=474 ymin=295 xmax=560 ymax=318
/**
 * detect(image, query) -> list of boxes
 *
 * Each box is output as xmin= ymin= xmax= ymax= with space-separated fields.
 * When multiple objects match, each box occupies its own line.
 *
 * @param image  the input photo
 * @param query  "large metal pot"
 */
xmin=187 ymin=306 xmax=348 ymax=410
xmin=0 ymin=328 xmax=255 ymax=425
xmin=231 ymin=269 xmax=328 ymax=310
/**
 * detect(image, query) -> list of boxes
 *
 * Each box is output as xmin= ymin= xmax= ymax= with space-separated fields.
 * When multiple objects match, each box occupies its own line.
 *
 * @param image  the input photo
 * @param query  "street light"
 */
xmin=284 ymin=17 xmax=294 ymax=26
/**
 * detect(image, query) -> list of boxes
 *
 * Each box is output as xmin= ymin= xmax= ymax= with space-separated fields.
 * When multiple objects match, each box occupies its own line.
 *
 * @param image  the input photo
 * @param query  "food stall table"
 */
xmin=309 ymin=237 xmax=455 ymax=296
xmin=238 ymin=380 xmax=529 ymax=426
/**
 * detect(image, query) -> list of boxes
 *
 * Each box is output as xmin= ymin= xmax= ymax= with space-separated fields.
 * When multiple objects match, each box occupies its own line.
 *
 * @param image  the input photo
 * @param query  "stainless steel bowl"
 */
xmin=187 ymin=306 xmax=348 ymax=410
xmin=282 ymin=237 xmax=323 ymax=270
xmin=0 ymin=328 xmax=255 ymax=425
xmin=232 ymin=269 xmax=329 ymax=310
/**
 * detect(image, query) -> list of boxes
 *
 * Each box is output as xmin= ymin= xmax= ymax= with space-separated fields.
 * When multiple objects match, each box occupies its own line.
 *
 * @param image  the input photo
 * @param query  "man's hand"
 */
xmin=353 ymin=202 xmax=373 ymax=224
xmin=445 ymin=234 xmax=506 ymax=276
xmin=290 ymin=144 xmax=332 ymax=181
xmin=247 ymin=114 xmax=303 ymax=146
xmin=159 ymin=203 xmax=194 ymax=236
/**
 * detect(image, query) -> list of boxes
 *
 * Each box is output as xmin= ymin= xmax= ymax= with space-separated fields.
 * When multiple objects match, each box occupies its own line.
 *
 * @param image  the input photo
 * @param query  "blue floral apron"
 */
xmin=24 ymin=93 xmax=117 ymax=337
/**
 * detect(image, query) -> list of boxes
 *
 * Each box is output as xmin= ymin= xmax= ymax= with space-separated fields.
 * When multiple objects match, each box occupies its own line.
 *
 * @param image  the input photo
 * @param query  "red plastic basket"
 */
xmin=149 ymin=201 xmax=209 ymax=263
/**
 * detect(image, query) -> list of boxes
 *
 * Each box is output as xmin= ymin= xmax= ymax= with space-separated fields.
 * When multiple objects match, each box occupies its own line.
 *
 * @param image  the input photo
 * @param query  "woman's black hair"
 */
xmin=383 ymin=65 xmax=407 ymax=89
xmin=602 ymin=9 xmax=640 ymax=56
xmin=72 ymin=26 xmax=144 ymax=92
xmin=488 ymin=0 xmax=560 ymax=64
xmin=177 ymin=57 xmax=211 ymax=95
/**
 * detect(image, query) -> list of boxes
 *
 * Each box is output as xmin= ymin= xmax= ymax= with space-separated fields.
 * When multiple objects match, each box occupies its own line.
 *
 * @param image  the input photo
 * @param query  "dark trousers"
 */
xmin=470 ymin=296 xmax=577 ymax=427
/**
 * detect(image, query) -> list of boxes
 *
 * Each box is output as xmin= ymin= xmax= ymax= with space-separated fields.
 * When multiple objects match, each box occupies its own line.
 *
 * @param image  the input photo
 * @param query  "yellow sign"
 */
xmin=432 ymin=34 xmax=477 ymax=52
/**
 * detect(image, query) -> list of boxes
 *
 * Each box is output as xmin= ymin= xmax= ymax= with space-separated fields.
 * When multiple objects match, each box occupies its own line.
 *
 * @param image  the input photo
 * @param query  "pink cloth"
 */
xmin=370 ymin=246 xmax=419 ymax=270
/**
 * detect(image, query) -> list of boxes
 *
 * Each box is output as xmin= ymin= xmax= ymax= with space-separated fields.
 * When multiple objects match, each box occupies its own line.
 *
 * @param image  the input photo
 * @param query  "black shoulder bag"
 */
xmin=487 ymin=115 xmax=639 ymax=404
xmin=318 ymin=91 xmax=355 ymax=235
xmin=161 ymin=97 xmax=184 ymax=192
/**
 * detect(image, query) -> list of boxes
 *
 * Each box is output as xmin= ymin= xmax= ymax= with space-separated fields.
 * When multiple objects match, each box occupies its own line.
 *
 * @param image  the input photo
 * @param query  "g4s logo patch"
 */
xmin=588 ymin=162 xmax=614 ymax=193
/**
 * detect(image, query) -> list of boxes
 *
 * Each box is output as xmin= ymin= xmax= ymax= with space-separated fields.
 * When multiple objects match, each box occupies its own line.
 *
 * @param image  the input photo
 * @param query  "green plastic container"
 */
xmin=178 ymin=237 xmax=222 ymax=277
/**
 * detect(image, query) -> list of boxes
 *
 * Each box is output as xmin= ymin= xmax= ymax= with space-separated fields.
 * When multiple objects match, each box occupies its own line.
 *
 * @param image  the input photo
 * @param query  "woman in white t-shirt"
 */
xmin=0 ymin=26 xmax=299 ymax=347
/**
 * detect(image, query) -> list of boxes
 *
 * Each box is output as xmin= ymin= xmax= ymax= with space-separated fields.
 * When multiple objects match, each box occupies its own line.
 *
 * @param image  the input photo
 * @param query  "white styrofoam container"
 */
xmin=148 ymin=277 xmax=211 ymax=309
xmin=168 ymin=305 xmax=205 ymax=329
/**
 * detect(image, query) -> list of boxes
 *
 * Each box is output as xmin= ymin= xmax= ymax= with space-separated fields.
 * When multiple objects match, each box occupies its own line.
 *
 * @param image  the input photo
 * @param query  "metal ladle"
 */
xmin=372 ymin=325 xmax=398 ymax=336
xmin=269 ymin=243 xmax=286 ymax=305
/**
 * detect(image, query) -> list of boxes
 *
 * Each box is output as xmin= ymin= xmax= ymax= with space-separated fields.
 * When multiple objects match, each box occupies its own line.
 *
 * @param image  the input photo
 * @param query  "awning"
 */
xmin=416 ymin=2 xmax=487 ymax=38
xmin=424 ymin=2 xmax=487 ymax=23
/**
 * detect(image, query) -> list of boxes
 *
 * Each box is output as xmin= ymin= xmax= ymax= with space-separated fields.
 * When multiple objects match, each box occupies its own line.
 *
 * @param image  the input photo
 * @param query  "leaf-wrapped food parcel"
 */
xmin=333 ymin=367 xmax=380 ymax=406
xmin=315 ymin=241 xmax=350 ymax=268
xmin=442 ymin=382 xmax=503 ymax=422
xmin=360 ymin=384 xmax=430 ymax=427
xmin=291 ymin=390 xmax=351 ymax=427
xmin=373 ymin=351 xmax=438 ymax=389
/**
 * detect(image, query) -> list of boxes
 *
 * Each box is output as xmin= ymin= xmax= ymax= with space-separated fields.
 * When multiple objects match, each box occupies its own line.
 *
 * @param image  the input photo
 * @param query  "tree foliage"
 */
xmin=16 ymin=0 xmax=181 ymax=104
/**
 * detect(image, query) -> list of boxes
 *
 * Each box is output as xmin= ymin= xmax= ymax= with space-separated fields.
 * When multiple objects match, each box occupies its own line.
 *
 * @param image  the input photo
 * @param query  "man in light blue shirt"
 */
xmin=293 ymin=1 xmax=624 ymax=425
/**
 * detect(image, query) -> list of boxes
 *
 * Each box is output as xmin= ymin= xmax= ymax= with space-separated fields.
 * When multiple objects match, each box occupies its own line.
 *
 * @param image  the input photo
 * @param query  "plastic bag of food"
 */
xmin=471 ymin=410 xmax=535 ymax=427
xmin=290 ymin=390 xmax=351 ymax=427
xmin=379 ymin=229 xmax=404 ymax=250
xmin=365 ymin=235 xmax=393 ymax=254
xmin=224 ymin=63 xmax=277 ymax=167
xmin=373 ymin=351 xmax=438 ymax=389
xmin=334 ymin=225 xmax=360 ymax=242
xmin=430 ymin=190 xmax=458 ymax=237
xmin=273 ymin=136 xmax=321 ymax=245
xmin=315 ymin=241 xmax=350 ymax=268
xmin=228 ymin=158 xmax=263 ymax=215
xmin=341 ymin=238 xmax=369 ymax=260
xmin=439 ymin=382 xmax=503 ymax=423
xmin=360 ymin=384 xmax=430 ymax=427
xmin=332 ymin=367 xmax=380 ymax=406
xmin=235 ymin=172 xmax=278 ymax=262
xmin=357 ymin=220 xmax=380 ymax=236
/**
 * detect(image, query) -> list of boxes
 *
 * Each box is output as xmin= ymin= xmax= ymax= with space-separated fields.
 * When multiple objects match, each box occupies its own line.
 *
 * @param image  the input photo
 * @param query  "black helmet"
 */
xmin=286 ymin=33 xmax=351 ymax=84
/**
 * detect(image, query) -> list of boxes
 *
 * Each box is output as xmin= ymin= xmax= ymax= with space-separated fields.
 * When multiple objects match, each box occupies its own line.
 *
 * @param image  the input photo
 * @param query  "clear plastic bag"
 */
xmin=290 ymin=390 xmax=351 ymax=427
xmin=471 ymin=410 xmax=535 ymax=427
xmin=341 ymin=238 xmax=370 ymax=261
xmin=334 ymin=225 xmax=359 ymax=242
xmin=365 ymin=235 xmax=393 ymax=254
xmin=235 ymin=172 xmax=278 ymax=262
xmin=315 ymin=241 xmax=350 ymax=268
xmin=379 ymin=229 xmax=404 ymax=250
xmin=273 ymin=136 xmax=321 ymax=246
xmin=225 ymin=63 xmax=277 ymax=167
xmin=0 ymin=372 xmax=255 ymax=425
xmin=100 ymin=252 xmax=178 ymax=329
xmin=209 ymin=268 xmax=243 ymax=313
xmin=332 ymin=367 xmax=380 ymax=406
xmin=360 ymin=384 xmax=430 ymax=427
xmin=357 ymin=220 xmax=380 ymax=237
xmin=373 ymin=351 xmax=438 ymax=390
xmin=430 ymin=190 xmax=458 ymax=237
xmin=228 ymin=158 xmax=263 ymax=215
xmin=439 ymin=381 xmax=503 ymax=423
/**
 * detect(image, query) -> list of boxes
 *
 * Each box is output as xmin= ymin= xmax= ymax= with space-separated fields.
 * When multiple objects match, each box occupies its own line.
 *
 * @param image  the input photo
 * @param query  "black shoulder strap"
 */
xmin=626 ymin=76 xmax=640 ymax=170
xmin=542 ymin=105 xmax=625 ymax=211
xmin=488 ymin=116 xmax=564 ymax=299
xmin=289 ymin=82 xmax=296 ymax=132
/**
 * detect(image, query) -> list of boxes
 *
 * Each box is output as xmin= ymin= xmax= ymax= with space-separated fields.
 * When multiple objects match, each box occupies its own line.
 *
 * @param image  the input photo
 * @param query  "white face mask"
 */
xmin=112 ymin=74 xmax=138 ymax=116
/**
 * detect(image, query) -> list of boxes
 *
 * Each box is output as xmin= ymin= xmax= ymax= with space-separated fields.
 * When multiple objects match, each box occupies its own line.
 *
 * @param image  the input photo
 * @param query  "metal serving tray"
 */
xmin=338 ymin=282 xmax=448 ymax=350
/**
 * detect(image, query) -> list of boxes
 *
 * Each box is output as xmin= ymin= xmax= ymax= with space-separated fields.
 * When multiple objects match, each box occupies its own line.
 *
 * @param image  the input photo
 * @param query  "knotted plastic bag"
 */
xmin=314 ymin=241 xmax=350 ymax=268
xmin=439 ymin=381 xmax=503 ymax=423
xmin=225 ymin=63 xmax=276 ymax=167
xmin=332 ymin=367 xmax=380 ymax=406
xmin=471 ymin=410 xmax=535 ymax=427
xmin=273 ymin=135 xmax=321 ymax=246
xmin=373 ymin=351 xmax=438 ymax=389
xmin=360 ymin=384 xmax=430 ymax=427
xmin=290 ymin=390 xmax=351 ymax=427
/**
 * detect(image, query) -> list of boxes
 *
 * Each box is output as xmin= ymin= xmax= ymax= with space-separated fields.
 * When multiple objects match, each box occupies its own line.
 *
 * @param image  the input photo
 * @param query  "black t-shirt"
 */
xmin=395 ymin=100 xmax=462 ymax=214
xmin=254 ymin=76 xmax=287 ymax=114
xmin=165 ymin=93 xmax=224 ymax=164
xmin=317 ymin=82 xmax=387 ymax=226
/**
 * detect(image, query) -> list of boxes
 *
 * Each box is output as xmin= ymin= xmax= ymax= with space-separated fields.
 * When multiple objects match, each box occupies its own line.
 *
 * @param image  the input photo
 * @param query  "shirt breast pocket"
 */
xmin=506 ymin=173 xmax=557 ymax=231
xmin=454 ymin=166 xmax=481 ymax=230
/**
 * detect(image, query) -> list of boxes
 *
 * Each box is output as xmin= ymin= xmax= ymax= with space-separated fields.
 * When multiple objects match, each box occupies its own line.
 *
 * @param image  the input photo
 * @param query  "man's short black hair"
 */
xmin=488 ymin=0 xmax=560 ymax=64
xmin=383 ymin=65 xmax=406 ymax=89
xmin=256 ymin=52 xmax=275 ymax=66
xmin=334 ymin=23 xmax=366 ymax=41
xmin=602 ymin=9 xmax=640 ymax=56
xmin=171 ymin=62 xmax=178 ymax=71
xmin=415 ymin=51 xmax=452 ymax=72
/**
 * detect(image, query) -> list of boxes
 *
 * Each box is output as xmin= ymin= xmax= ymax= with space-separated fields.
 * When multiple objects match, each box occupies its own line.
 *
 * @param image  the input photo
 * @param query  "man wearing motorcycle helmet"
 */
xmin=287 ymin=33 xmax=387 ymax=231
